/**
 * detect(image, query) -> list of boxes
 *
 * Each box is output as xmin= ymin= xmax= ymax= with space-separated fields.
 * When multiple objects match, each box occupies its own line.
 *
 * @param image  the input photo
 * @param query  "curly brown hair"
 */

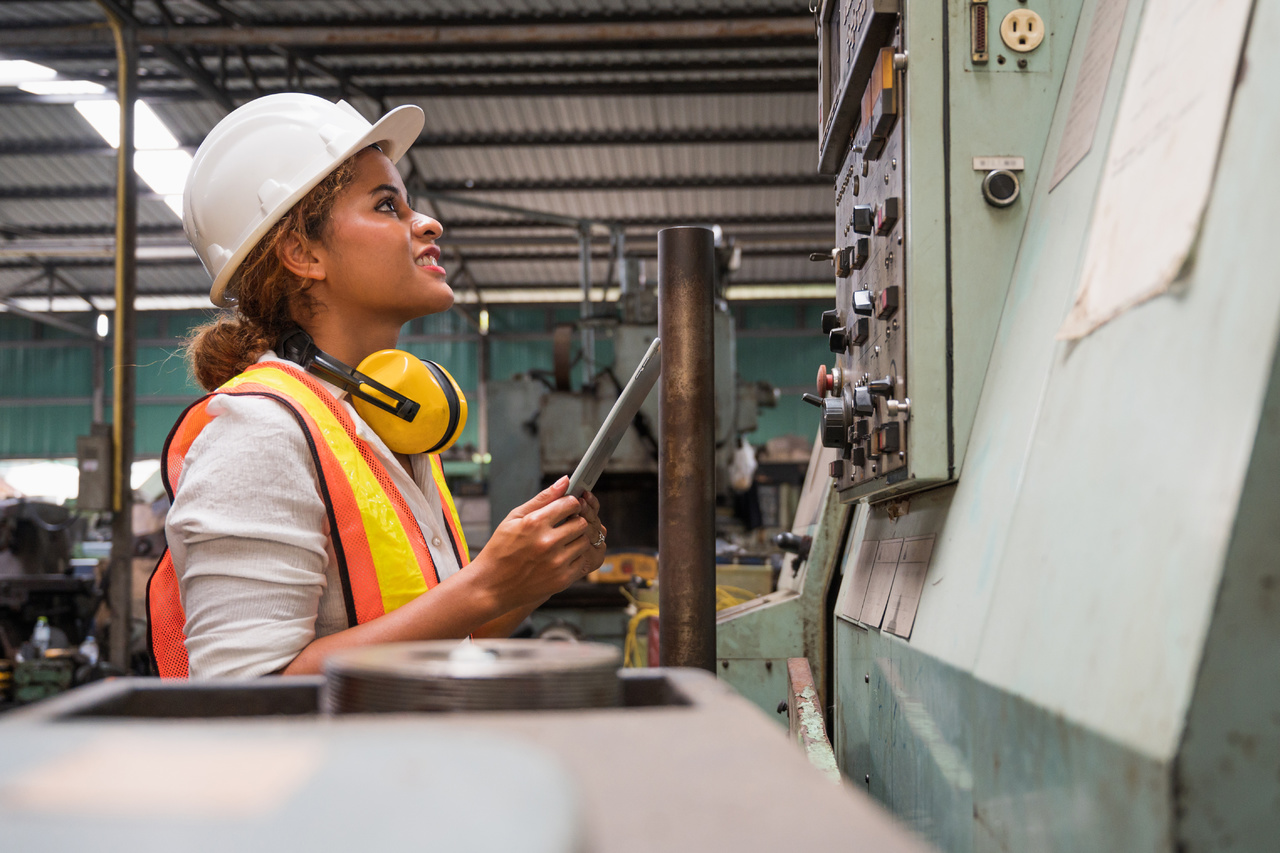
xmin=185 ymin=156 xmax=358 ymax=391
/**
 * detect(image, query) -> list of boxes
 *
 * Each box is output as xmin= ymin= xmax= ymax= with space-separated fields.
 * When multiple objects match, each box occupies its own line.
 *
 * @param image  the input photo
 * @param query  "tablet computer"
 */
xmin=567 ymin=337 xmax=662 ymax=498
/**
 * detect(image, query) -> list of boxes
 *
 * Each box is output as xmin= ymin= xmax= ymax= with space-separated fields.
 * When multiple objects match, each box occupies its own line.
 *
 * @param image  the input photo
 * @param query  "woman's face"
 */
xmin=305 ymin=147 xmax=451 ymax=326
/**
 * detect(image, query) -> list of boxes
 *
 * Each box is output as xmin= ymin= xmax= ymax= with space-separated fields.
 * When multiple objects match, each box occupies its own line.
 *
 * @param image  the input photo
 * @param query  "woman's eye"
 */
xmin=377 ymin=197 xmax=398 ymax=213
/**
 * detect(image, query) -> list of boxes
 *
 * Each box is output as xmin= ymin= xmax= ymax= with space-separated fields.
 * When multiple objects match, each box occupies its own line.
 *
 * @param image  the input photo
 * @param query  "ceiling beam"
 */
xmin=0 ymin=128 xmax=814 ymax=158
xmin=89 ymin=54 xmax=816 ymax=83
xmin=0 ymin=17 xmax=815 ymax=50
xmin=0 ymin=173 xmax=830 ymax=201
xmin=0 ymin=74 xmax=814 ymax=102
xmin=5 ymin=213 xmax=834 ymax=239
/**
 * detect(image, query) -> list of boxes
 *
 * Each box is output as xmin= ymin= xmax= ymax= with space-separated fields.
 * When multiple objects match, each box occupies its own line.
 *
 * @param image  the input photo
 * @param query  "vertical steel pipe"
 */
xmin=101 ymin=6 xmax=138 ymax=671
xmin=578 ymin=224 xmax=595 ymax=385
xmin=657 ymin=226 xmax=716 ymax=671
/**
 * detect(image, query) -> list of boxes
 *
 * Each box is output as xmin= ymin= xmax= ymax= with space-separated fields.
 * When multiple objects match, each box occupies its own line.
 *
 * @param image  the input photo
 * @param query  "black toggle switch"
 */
xmin=850 ymin=446 xmax=867 ymax=467
xmin=868 ymin=376 xmax=895 ymax=397
xmin=852 ymin=289 xmax=874 ymax=316
xmin=810 ymin=250 xmax=835 ymax=262
xmin=852 ymin=205 xmax=874 ymax=235
xmin=835 ymin=246 xmax=854 ymax=278
xmin=852 ymin=419 xmax=870 ymax=441
xmin=821 ymin=309 xmax=842 ymax=334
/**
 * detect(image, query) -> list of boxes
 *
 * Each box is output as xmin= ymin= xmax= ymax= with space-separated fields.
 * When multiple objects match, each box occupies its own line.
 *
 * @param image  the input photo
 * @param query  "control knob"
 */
xmin=821 ymin=309 xmax=842 ymax=334
xmin=867 ymin=376 xmax=896 ymax=397
xmin=852 ymin=289 xmax=874 ymax=316
xmin=819 ymin=396 xmax=853 ymax=448
xmin=829 ymin=327 xmax=852 ymax=353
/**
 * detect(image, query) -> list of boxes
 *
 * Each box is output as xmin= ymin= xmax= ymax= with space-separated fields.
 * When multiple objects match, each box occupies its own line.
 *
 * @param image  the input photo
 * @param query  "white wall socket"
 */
xmin=1000 ymin=9 xmax=1045 ymax=52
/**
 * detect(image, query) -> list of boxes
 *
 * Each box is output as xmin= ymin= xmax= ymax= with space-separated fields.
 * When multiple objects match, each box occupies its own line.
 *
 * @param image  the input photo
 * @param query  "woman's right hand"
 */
xmin=466 ymin=476 xmax=595 ymax=615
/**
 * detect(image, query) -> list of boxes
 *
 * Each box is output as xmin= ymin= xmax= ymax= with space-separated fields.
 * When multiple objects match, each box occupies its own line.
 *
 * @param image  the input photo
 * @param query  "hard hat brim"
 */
xmin=208 ymin=103 xmax=425 ymax=307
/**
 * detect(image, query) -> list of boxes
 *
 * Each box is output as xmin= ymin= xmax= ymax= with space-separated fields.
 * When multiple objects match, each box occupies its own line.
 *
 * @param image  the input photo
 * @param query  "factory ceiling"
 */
xmin=0 ymin=0 xmax=832 ymax=308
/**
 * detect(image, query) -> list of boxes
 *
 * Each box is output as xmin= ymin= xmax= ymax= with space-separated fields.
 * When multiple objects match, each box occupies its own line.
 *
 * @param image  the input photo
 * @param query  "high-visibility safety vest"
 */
xmin=147 ymin=362 xmax=470 ymax=678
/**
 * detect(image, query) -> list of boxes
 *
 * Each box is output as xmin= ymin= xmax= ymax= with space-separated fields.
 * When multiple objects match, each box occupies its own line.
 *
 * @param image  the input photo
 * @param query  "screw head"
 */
xmin=1018 ymin=58 xmax=1028 ymax=69
xmin=864 ymin=673 xmax=870 ymax=683
xmin=865 ymin=774 xmax=871 ymax=784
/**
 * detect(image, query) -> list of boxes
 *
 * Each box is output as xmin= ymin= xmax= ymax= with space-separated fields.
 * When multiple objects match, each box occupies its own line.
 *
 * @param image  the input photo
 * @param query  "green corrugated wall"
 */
xmin=0 ymin=303 xmax=827 ymax=458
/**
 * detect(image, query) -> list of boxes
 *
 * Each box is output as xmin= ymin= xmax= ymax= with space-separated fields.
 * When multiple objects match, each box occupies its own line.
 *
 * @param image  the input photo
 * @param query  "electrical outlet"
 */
xmin=1000 ymin=9 xmax=1045 ymax=52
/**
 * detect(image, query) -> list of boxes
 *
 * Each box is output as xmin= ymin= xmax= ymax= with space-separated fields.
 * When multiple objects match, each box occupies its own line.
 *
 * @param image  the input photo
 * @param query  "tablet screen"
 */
xmin=567 ymin=338 xmax=662 ymax=498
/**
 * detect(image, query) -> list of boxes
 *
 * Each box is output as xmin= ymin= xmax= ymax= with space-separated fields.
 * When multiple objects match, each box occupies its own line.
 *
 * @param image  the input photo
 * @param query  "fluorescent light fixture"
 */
xmin=96 ymin=313 xmax=109 ymax=337
xmin=135 ymin=149 xmax=193 ymax=220
xmin=19 ymin=79 xmax=106 ymax=95
xmin=0 ymin=59 xmax=56 ymax=86
xmin=74 ymin=99 xmax=179 ymax=149
xmin=135 ymin=149 xmax=193 ymax=194
xmin=479 ymin=309 xmax=490 ymax=335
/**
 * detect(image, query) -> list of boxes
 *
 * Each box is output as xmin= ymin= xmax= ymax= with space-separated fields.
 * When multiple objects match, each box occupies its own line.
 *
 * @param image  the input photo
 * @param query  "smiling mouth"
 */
xmin=415 ymin=248 xmax=444 ymax=271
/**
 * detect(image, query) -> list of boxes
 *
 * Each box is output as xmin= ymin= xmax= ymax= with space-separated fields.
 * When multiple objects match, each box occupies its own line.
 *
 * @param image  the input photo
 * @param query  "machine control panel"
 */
xmin=811 ymin=20 xmax=909 ymax=494
xmin=814 ymin=0 xmax=1071 ymax=501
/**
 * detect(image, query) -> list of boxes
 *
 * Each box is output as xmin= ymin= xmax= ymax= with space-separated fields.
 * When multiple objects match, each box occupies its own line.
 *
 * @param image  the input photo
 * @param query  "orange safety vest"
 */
xmin=147 ymin=362 xmax=470 ymax=678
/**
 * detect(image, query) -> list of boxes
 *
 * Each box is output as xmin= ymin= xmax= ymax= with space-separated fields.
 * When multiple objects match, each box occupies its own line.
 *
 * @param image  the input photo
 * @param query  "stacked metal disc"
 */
xmin=323 ymin=639 xmax=622 ymax=714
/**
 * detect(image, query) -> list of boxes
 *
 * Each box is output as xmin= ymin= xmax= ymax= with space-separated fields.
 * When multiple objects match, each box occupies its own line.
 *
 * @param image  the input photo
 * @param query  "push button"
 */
xmin=876 ymin=286 xmax=899 ymax=319
xmin=875 ymin=197 xmax=900 ymax=235
xmin=850 ymin=317 xmax=870 ymax=346
xmin=852 ymin=205 xmax=874 ymax=235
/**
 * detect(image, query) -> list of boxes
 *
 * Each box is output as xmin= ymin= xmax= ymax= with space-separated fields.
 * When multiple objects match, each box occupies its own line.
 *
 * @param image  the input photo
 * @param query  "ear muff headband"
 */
xmin=277 ymin=328 xmax=466 ymax=455
xmin=419 ymin=359 xmax=461 ymax=454
xmin=278 ymin=328 xmax=420 ymax=423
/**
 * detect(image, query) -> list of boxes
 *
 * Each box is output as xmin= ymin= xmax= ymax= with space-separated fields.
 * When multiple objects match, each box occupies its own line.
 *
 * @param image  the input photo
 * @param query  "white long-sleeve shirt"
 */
xmin=164 ymin=352 xmax=462 ymax=679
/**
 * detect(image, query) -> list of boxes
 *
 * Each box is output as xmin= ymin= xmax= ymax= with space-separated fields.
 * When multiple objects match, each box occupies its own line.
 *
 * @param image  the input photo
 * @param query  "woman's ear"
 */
xmin=278 ymin=233 xmax=326 ymax=282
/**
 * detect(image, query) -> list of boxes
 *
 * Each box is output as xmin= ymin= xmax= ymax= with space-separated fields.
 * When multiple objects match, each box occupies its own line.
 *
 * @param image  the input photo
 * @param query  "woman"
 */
xmin=148 ymin=94 xmax=607 ymax=678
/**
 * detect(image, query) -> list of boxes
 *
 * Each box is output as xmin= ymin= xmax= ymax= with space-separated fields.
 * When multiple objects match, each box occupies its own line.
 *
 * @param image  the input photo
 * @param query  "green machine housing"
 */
xmin=721 ymin=0 xmax=1280 ymax=849
xmin=813 ymin=0 xmax=1081 ymax=501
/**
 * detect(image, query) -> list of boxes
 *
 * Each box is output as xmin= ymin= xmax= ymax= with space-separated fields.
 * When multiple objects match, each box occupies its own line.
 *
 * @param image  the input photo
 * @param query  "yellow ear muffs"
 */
xmin=351 ymin=349 xmax=468 ymax=455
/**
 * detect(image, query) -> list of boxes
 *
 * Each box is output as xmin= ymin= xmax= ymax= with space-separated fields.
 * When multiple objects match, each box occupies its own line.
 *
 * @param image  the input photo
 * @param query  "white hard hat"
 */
xmin=183 ymin=94 xmax=425 ymax=306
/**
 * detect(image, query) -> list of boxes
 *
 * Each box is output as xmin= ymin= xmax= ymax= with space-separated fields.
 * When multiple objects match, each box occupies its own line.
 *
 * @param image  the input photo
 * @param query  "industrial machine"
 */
xmin=718 ymin=0 xmax=1280 ymax=849
xmin=0 ymin=643 xmax=934 ymax=852
xmin=489 ymin=272 xmax=775 ymax=551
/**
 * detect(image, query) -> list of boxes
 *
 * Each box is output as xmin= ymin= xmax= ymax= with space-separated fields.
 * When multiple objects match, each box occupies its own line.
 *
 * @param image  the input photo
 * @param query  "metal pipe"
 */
xmin=613 ymin=227 xmax=631 ymax=294
xmin=657 ymin=226 xmax=716 ymax=672
xmin=100 ymin=4 xmax=138 ymax=672
xmin=578 ymin=224 xmax=595 ymax=386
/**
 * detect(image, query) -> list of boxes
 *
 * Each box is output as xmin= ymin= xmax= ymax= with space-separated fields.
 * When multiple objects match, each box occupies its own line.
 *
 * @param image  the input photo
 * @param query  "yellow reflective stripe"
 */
xmin=430 ymin=454 xmax=469 ymax=562
xmin=220 ymin=368 xmax=428 ymax=613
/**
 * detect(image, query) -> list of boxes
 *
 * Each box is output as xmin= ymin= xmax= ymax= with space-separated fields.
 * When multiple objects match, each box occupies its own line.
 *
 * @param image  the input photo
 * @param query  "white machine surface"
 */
xmin=0 ymin=668 xmax=933 ymax=852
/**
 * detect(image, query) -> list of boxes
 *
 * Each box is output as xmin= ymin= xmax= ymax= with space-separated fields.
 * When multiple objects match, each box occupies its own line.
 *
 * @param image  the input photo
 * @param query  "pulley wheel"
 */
xmin=323 ymin=639 xmax=622 ymax=714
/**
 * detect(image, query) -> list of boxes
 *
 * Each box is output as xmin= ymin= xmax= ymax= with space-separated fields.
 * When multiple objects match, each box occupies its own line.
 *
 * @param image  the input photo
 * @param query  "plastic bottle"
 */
xmin=32 ymin=616 xmax=51 ymax=656
xmin=79 ymin=635 xmax=99 ymax=666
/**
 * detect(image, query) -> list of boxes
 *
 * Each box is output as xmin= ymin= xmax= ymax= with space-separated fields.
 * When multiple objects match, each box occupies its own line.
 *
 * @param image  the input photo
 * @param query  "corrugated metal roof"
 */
xmin=0 ymin=1 xmax=828 ymax=300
